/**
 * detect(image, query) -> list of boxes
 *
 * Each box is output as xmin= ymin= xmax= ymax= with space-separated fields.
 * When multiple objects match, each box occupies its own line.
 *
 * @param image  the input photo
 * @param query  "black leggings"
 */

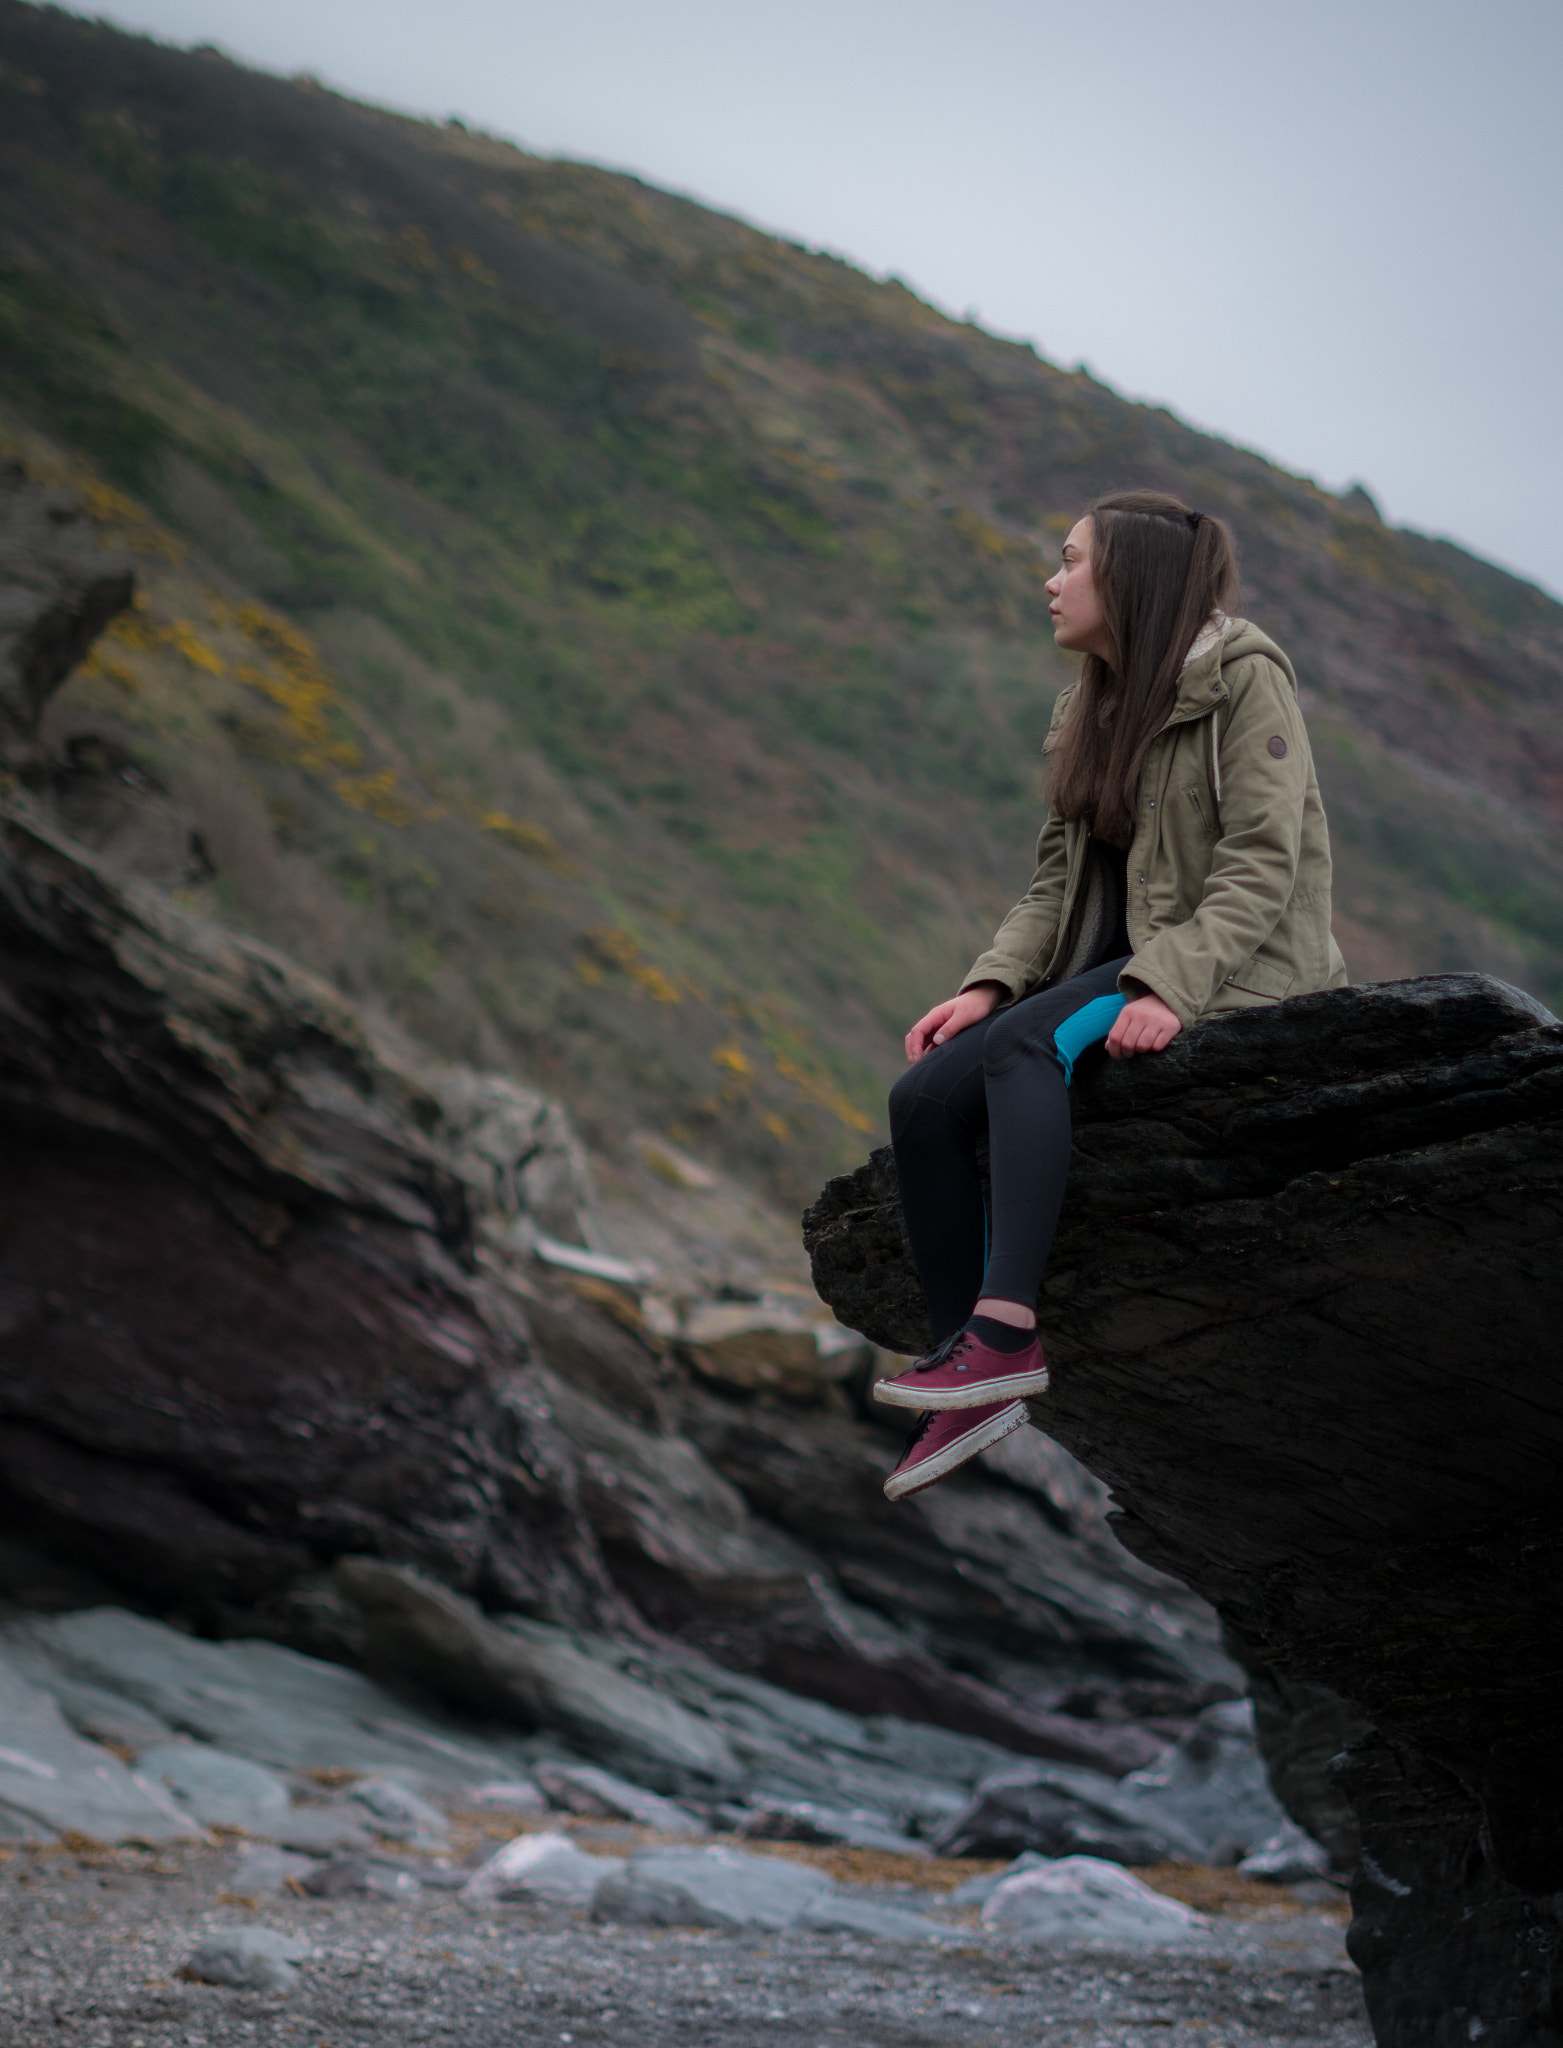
xmin=887 ymin=959 xmax=1129 ymax=1343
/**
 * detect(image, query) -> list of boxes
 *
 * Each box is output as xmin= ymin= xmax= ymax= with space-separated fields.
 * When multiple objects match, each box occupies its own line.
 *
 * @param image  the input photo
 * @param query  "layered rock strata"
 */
xmin=0 ymin=790 xmax=627 ymax=1630
xmin=0 ymin=467 xmax=1227 ymax=1781
xmin=0 ymin=782 xmax=1225 ymax=1761
xmin=804 ymin=976 xmax=1563 ymax=2042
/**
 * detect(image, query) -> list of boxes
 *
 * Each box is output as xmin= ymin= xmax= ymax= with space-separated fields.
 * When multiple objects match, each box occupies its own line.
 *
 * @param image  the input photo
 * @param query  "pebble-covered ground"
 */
xmin=0 ymin=1834 xmax=1371 ymax=2048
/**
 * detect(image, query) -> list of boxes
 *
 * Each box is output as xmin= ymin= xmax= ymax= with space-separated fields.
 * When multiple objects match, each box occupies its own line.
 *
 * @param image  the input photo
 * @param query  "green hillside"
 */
xmin=4 ymin=0 xmax=1563 ymax=1199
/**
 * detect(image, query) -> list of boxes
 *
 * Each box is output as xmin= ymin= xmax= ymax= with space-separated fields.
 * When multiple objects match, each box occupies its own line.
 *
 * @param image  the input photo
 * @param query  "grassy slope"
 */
xmin=4 ymin=1 xmax=1563 ymax=1201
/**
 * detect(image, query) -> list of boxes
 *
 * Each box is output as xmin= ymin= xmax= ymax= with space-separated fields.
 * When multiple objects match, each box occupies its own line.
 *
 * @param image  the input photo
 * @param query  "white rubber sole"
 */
xmin=875 ymin=1363 xmax=1051 ymax=1411
xmin=882 ymin=1401 xmax=1028 ymax=1501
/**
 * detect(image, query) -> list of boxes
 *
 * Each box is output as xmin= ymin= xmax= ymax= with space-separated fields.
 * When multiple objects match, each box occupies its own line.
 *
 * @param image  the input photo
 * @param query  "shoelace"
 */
xmin=910 ymin=1330 xmax=971 ymax=1375
xmin=900 ymin=1410 xmax=936 ymax=1455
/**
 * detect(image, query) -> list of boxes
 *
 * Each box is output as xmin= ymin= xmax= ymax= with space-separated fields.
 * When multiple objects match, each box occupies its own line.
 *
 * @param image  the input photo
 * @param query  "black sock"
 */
xmin=965 ymin=1312 xmax=1035 ymax=1353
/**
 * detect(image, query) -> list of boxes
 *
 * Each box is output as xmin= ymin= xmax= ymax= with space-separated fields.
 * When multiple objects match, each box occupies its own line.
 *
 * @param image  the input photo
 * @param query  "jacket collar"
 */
xmin=1161 ymin=612 xmax=1235 ymax=728
xmin=1050 ymin=612 xmax=1248 ymax=735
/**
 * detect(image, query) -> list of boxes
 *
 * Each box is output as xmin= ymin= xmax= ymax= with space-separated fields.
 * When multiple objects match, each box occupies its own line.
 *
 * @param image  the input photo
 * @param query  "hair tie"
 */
xmin=1187 ymin=511 xmax=1204 ymax=530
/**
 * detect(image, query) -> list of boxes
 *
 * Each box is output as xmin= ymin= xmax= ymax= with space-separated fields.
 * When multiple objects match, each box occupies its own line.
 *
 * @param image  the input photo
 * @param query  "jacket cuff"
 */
xmin=1118 ymin=956 xmax=1198 ymax=1030
xmin=959 ymin=957 xmax=1030 ymax=1004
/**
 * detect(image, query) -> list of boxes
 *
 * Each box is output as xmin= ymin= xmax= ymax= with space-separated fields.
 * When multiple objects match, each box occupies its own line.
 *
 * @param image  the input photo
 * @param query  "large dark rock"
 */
xmin=0 ymin=794 xmax=632 ymax=1634
xmin=804 ymin=977 xmax=1563 ymax=2041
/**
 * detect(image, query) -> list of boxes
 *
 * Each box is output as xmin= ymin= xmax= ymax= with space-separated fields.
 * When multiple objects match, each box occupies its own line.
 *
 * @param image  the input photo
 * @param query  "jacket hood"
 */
xmin=1168 ymin=615 xmax=1298 ymax=725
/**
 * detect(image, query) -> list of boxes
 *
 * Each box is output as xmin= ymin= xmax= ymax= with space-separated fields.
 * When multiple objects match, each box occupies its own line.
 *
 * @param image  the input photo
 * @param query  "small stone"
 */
xmin=1238 ymin=1819 xmax=1333 ymax=1882
xmin=344 ymin=1775 xmax=450 ymax=1848
xmin=230 ymin=1844 xmax=317 ymax=1893
xmin=182 ymin=1927 xmax=310 ymax=1992
xmin=462 ymin=1830 xmax=623 ymax=1906
xmin=270 ymin=1805 xmax=373 ymax=1854
xmin=300 ymin=1853 xmax=420 ymax=1899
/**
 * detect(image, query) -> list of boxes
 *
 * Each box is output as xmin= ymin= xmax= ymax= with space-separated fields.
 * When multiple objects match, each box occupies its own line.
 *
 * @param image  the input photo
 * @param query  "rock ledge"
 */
xmin=805 ymin=976 xmax=1563 ymax=2042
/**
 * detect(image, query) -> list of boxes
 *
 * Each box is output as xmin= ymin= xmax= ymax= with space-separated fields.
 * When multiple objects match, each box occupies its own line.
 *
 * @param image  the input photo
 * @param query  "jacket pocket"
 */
xmin=1185 ymin=786 xmax=1218 ymax=839
xmin=1222 ymin=954 xmax=1294 ymax=1000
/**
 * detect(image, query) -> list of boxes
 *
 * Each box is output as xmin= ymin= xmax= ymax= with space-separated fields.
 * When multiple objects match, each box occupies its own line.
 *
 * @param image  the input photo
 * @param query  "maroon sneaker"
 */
xmin=875 ymin=1327 xmax=1050 ymax=1411
xmin=883 ymin=1400 xmax=1028 ymax=1501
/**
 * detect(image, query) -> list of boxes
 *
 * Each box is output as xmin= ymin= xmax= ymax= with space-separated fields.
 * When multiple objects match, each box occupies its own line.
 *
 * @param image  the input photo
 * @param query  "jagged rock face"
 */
xmin=0 ymin=480 xmax=1233 ymax=1775
xmin=0 ymin=466 xmax=583 ymax=1631
xmin=662 ymin=1376 xmax=1229 ymax=1752
xmin=0 ymin=801 xmax=627 ymax=1633
xmin=0 ymin=463 xmax=132 ymax=772
xmin=804 ymin=977 xmax=1563 ymax=2041
xmin=0 ymin=784 xmax=1230 ymax=1762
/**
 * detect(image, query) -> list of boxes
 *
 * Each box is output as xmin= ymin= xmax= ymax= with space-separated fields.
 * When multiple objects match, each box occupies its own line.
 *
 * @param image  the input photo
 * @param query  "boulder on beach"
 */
xmin=463 ymin=1831 xmax=625 ymax=1907
xmin=181 ymin=1927 xmax=311 ymax=1993
xmin=980 ymin=1857 xmax=1208 ymax=1949
xmin=592 ymin=1843 xmax=959 ymax=1943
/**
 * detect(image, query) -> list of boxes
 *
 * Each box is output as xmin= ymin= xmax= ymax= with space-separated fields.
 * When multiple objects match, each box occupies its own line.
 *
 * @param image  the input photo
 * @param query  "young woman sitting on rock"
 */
xmin=880 ymin=489 xmax=1345 ymax=1500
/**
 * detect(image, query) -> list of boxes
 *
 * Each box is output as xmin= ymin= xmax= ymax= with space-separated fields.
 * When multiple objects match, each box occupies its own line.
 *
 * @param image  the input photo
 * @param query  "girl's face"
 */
xmin=1046 ymin=519 xmax=1112 ymax=660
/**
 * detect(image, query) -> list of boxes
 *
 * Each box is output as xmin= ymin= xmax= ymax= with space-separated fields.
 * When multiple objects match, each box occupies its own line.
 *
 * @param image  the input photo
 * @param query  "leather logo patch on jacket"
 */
xmin=1267 ymin=735 xmax=1288 ymax=758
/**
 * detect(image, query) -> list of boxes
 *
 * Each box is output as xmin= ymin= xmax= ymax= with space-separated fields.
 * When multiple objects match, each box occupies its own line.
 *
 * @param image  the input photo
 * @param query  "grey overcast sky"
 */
xmin=66 ymin=0 xmax=1563 ymax=597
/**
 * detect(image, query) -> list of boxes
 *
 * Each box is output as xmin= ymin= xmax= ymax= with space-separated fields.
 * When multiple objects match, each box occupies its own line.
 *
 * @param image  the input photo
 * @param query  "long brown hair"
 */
xmin=1047 ymin=490 xmax=1241 ymax=847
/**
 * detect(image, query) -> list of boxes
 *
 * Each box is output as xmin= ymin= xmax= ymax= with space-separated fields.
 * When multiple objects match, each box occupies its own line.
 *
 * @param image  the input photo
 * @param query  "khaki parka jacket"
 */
xmin=960 ymin=617 xmax=1347 ymax=1027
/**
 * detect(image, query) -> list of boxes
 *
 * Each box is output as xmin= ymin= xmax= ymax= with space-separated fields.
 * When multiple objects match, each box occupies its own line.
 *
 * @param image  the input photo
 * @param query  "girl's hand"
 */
xmin=1106 ymin=992 xmax=1183 ymax=1059
xmin=905 ymin=983 xmax=1003 ymax=1063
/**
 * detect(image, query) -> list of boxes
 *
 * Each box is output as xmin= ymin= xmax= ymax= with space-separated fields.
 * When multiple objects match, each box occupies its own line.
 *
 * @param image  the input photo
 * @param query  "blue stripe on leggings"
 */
xmin=1052 ymin=993 xmax=1127 ymax=1086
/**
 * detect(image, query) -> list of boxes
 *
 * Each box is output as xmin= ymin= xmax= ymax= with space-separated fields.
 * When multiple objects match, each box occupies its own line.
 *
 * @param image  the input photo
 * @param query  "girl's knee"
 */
xmin=983 ymin=1008 xmax=1073 ymax=1086
xmin=887 ymin=1064 xmax=922 ymax=1135
xmin=982 ymin=1005 xmax=1040 ymax=1074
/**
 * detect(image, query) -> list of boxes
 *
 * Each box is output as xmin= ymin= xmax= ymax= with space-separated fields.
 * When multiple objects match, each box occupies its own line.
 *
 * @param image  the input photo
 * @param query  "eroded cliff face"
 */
xmin=0 ymin=795 xmax=633 ymax=1633
xmin=0 ymin=782 xmax=1240 ymax=1746
xmin=804 ymin=981 xmax=1563 ymax=2041
xmin=0 ymin=467 xmax=1231 ymax=1789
